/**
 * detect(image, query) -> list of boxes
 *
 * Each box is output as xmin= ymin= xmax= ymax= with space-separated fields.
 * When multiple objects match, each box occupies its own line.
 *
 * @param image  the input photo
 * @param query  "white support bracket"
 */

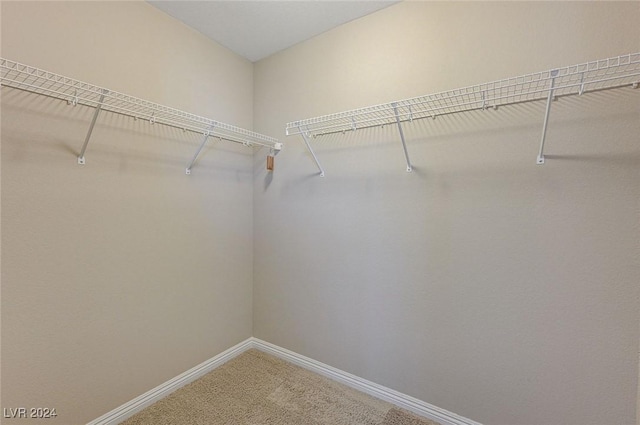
xmin=185 ymin=124 xmax=215 ymax=175
xmin=536 ymin=69 xmax=559 ymax=165
xmin=392 ymin=103 xmax=413 ymax=173
xmin=299 ymin=127 xmax=325 ymax=177
xmin=77 ymin=89 xmax=108 ymax=165
xmin=272 ymin=142 xmax=283 ymax=153
xmin=269 ymin=145 xmax=283 ymax=157
xmin=67 ymin=89 xmax=78 ymax=106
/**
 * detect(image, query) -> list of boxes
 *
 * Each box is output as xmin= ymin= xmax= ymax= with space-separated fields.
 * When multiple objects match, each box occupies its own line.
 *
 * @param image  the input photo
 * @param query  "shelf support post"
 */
xmin=392 ymin=103 xmax=413 ymax=172
xmin=536 ymin=69 xmax=559 ymax=165
xmin=185 ymin=124 xmax=215 ymax=175
xmin=299 ymin=128 xmax=325 ymax=177
xmin=77 ymin=89 xmax=108 ymax=165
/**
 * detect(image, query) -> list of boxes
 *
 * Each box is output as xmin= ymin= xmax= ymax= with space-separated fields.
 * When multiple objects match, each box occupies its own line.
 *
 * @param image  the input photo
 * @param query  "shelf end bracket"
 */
xmin=299 ymin=127 xmax=325 ymax=177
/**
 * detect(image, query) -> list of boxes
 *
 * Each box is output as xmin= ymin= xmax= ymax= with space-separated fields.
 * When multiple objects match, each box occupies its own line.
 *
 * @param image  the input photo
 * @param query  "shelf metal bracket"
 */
xmin=392 ymin=103 xmax=413 ymax=172
xmin=185 ymin=124 xmax=215 ymax=175
xmin=299 ymin=127 xmax=325 ymax=177
xmin=537 ymin=69 xmax=559 ymax=165
xmin=67 ymin=89 xmax=78 ymax=106
xmin=77 ymin=89 xmax=108 ymax=165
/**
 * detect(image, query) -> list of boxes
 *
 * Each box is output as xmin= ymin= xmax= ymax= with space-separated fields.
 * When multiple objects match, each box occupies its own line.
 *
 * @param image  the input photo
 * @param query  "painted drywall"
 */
xmin=253 ymin=2 xmax=640 ymax=425
xmin=1 ymin=2 xmax=255 ymax=424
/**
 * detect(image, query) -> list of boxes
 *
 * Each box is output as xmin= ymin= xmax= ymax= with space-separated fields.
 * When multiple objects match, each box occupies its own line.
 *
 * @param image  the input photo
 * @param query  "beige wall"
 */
xmin=253 ymin=2 xmax=640 ymax=425
xmin=2 ymin=2 xmax=640 ymax=425
xmin=1 ymin=2 xmax=255 ymax=424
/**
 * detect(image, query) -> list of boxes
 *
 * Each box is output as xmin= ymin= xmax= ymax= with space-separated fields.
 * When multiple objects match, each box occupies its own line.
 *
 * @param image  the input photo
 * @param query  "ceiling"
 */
xmin=147 ymin=1 xmax=399 ymax=62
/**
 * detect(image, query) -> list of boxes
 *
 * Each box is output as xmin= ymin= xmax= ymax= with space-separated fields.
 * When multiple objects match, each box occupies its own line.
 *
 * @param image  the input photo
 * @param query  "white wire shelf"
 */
xmin=0 ymin=58 xmax=282 ymax=173
xmin=286 ymin=52 xmax=640 ymax=176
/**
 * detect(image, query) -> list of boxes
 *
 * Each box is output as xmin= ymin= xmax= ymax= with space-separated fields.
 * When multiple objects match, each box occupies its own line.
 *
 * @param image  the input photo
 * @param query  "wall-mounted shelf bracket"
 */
xmin=68 ymin=89 xmax=78 ymax=106
xmin=185 ymin=125 xmax=214 ymax=175
xmin=77 ymin=89 xmax=108 ymax=165
xmin=392 ymin=102 xmax=413 ymax=172
xmin=536 ymin=70 xmax=559 ymax=165
xmin=299 ymin=127 xmax=325 ymax=177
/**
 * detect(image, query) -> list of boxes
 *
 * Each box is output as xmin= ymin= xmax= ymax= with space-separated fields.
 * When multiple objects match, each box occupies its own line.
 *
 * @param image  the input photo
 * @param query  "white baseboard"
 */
xmin=87 ymin=337 xmax=480 ymax=425
xmin=250 ymin=337 xmax=481 ymax=425
xmin=86 ymin=338 xmax=254 ymax=425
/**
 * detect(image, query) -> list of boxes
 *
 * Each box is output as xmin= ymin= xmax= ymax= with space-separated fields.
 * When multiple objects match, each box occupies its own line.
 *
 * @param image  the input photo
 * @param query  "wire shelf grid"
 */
xmin=0 ymin=58 xmax=282 ymax=151
xmin=286 ymin=53 xmax=640 ymax=137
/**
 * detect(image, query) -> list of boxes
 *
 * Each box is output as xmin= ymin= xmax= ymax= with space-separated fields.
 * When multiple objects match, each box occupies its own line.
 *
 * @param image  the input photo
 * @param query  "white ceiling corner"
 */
xmin=147 ymin=1 xmax=400 ymax=62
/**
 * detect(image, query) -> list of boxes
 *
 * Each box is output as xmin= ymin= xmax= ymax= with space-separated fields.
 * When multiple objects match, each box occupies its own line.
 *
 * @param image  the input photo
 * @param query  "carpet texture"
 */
xmin=120 ymin=349 xmax=442 ymax=425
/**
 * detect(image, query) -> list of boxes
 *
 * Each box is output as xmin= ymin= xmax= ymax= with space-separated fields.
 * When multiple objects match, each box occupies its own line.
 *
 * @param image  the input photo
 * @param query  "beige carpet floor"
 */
xmin=121 ymin=349 xmax=442 ymax=425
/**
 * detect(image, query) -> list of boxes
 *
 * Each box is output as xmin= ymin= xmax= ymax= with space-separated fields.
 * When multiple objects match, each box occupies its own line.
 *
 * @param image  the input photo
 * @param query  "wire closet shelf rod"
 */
xmin=0 ymin=58 xmax=282 ymax=171
xmin=286 ymin=52 xmax=639 ymax=175
xmin=287 ymin=53 xmax=640 ymax=137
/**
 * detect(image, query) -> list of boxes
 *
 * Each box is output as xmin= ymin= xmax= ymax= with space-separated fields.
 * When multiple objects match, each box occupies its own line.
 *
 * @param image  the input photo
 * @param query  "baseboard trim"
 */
xmin=88 ymin=337 xmax=480 ymax=425
xmin=86 ymin=338 xmax=254 ymax=425
xmin=250 ymin=337 xmax=481 ymax=425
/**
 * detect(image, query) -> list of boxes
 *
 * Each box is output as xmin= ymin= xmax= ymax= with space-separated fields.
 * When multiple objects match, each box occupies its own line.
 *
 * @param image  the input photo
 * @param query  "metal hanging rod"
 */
xmin=286 ymin=52 xmax=640 ymax=175
xmin=0 ymin=58 xmax=282 ymax=172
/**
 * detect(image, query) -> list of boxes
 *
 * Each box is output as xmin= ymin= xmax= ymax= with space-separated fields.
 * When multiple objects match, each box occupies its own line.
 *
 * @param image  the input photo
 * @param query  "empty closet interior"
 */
xmin=2 ymin=2 xmax=639 ymax=425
